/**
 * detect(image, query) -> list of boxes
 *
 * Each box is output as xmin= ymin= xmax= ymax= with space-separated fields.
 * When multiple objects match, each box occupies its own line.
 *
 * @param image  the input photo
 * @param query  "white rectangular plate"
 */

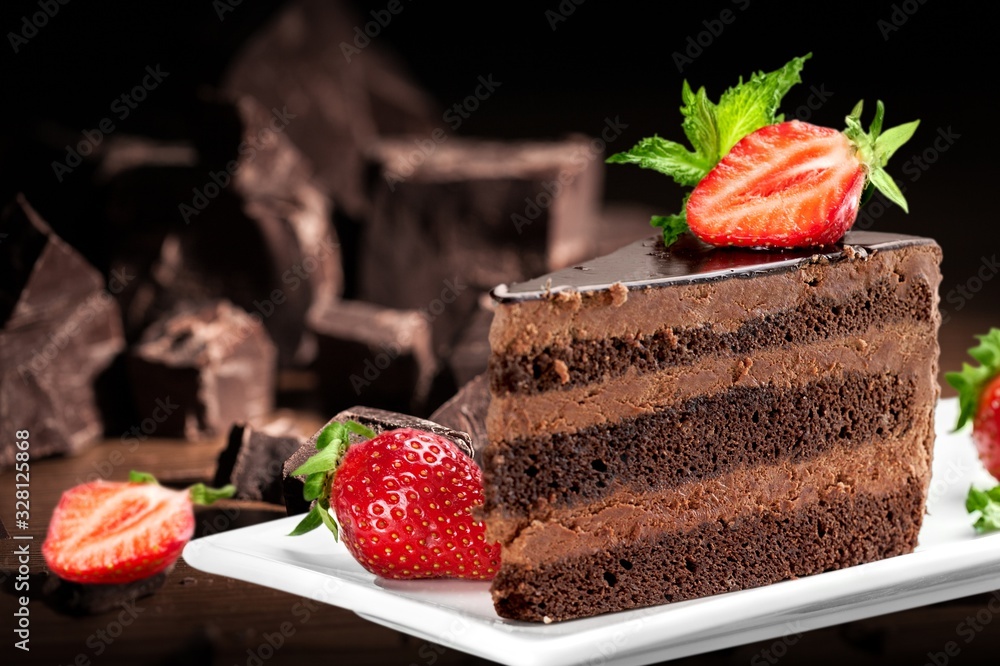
xmin=183 ymin=399 xmax=1000 ymax=666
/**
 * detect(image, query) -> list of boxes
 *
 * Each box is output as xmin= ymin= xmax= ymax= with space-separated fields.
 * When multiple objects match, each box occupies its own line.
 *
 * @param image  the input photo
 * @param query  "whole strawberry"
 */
xmin=289 ymin=422 xmax=501 ymax=580
xmin=43 ymin=472 xmax=234 ymax=584
xmin=947 ymin=329 xmax=1000 ymax=479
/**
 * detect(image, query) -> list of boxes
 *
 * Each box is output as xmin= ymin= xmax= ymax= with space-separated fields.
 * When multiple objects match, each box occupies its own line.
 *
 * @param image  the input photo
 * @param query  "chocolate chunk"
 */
xmin=283 ymin=406 xmax=474 ymax=515
xmin=0 ymin=517 xmax=9 ymax=539
xmin=360 ymin=137 xmax=602 ymax=355
xmin=430 ymin=374 xmax=490 ymax=465
xmin=223 ymin=0 xmax=439 ymax=220
xmin=214 ymin=418 xmax=304 ymax=505
xmin=447 ymin=305 xmax=494 ymax=388
xmin=102 ymin=96 xmax=341 ymax=365
xmin=129 ymin=300 xmax=276 ymax=439
xmin=309 ymin=299 xmax=436 ymax=416
xmin=0 ymin=196 xmax=125 ymax=470
xmin=43 ymin=569 xmax=169 ymax=616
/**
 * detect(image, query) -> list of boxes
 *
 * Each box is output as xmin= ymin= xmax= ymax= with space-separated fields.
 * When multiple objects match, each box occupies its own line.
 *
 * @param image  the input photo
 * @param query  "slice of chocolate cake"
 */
xmin=483 ymin=230 xmax=942 ymax=622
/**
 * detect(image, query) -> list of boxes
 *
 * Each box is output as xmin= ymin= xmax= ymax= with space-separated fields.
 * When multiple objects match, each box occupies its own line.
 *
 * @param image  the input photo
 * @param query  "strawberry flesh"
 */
xmin=975 ymin=375 xmax=1000 ymax=480
xmin=332 ymin=428 xmax=501 ymax=580
xmin=687 ymin=120 xmax=865 ymax=248
xmin=43 ymin=481 xmax=194 ymax=584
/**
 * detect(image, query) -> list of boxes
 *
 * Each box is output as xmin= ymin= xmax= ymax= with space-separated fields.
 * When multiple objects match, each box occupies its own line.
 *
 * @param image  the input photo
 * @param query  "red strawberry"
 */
xmin=947 ymin=329 xmax=1000 ymax=480
xmin=687 ymin=121 xmax=865 ymax=247
xmin=43 ymin=473 xmax=234 ymax=584
xmin=290 ymin=423 xmax=501 ymax=580
xmin=686 ymin=101 xmax=917 ymax=249
xmin=973 ymin=374 xmax=1000 ymax=479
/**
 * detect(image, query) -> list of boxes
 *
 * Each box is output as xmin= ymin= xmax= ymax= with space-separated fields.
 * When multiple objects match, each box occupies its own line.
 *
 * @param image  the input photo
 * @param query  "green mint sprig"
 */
xmin=607 ymin=54 xmax=812 ymax=245
xmin=945 ymin=329 xmax=1000 ymax=431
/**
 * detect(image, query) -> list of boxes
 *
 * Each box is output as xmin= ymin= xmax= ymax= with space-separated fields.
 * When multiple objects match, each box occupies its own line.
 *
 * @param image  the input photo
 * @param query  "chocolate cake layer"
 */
xmin=484 ymin=370 xmax=916 ymax=518
xmin=492 ymin=274 xmax=934 ymax=395
xmin=489 ymin=323 xmax=937 ymax=440
xmin=489 ymin=235 xmax=940 ymax=357
xmin=492 ymin=478 xmax=925 ymax=622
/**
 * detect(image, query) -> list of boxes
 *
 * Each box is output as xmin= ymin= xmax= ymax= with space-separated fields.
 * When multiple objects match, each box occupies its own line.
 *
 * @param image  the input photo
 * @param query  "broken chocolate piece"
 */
xmin=223 ymin=0 xmax=439 ymax=220
xmin=42 ymin=568 xmax=169 ymax=616
xmin=0 ymin=196 xmax=125 ymax=470
xmin=282 ymin=406 xmax=474 ymax=515
xmin=129 ymin=300 xmax=276 ymax=439
xmin=361 ymin=136 xmax=602 ymax=354
xmin=102 ymin=96 xmax=341 ymax=365
xmin=0 ymin=517 xmax=9 ymax=539
xmin=447 ymin=305 xmax=494 ymax=389
xmin=309 ymin=299 xmax=436 ymax=415
xmin=214 ymin=418 xmax=304 ymax=505
xmin=430 ymin=374 xmax=490 ymax=465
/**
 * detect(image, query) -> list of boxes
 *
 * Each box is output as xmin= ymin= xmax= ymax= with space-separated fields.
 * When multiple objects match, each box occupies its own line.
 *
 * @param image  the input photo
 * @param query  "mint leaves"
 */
xmin=288 ymin=420 xmax=377 ymax=539
xmin=945 ymin=328 xmax=1000 ymax=431
xmin=967 ymin=485 xmax=1000 ymax=533
xmin=607 ymin=54 xmax=811 ymax=245
xmin=843 ymin=100 xmax=920 ymax=213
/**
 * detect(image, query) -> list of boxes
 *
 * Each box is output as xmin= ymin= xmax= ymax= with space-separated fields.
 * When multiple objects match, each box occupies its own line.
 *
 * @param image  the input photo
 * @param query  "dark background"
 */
xmin=2 ymin=0 xmax=996 ymax=331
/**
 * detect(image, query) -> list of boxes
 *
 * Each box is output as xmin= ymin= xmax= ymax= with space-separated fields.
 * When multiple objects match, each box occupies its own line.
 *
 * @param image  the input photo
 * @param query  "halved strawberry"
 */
xmin=687 ymin=121 xmax=865 ymax=247
xmin=43 ymin=472 xmax=234 ymax=584
xmin=687 ymin=103 xmax=917 ymax=249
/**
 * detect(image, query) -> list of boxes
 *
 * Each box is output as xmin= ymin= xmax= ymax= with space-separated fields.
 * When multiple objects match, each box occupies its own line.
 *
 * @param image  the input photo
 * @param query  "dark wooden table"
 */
xmin=4 ymin=311 xmax=1000 ymax=666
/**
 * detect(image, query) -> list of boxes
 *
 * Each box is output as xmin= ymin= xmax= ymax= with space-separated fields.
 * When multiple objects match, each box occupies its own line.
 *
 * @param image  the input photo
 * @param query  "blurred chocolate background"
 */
xmin=2 ymin=0 xmax=998 ymax=664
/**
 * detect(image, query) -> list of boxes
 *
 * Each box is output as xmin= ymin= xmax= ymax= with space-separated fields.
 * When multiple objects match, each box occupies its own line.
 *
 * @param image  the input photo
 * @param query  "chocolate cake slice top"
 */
xmin=493 ymin=230 xmax=936 ymax=302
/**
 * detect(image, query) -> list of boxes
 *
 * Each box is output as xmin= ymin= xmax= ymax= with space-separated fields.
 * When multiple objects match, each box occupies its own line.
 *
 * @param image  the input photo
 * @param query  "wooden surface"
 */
xmin=4 ymin=312 xmax=1000 ymax=666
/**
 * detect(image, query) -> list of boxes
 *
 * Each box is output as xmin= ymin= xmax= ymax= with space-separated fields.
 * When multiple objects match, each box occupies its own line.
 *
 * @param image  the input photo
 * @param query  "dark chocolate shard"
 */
xmin=223 ymin=0 xmax=439 ymax=220
xmin=494 ymin=231 xmax=939 ymax=302
xmin=102 ymin=96 xmax=341 ymax=365
xmin=430 ymin=374 xmax=490 ymax=466
xmin=0 ymin=517 xmax=9 ymax=539
xmin=0 ymin=196 xmax=125 ymax=470
xmin=309 ymin=299 xmax=436 ymax=416
xmin=42 ymin=568 xmax=169 ymax=616
xmin=129 ymin=300 xmax=277 ymax=440
xmin=214 ymin=418 xmax=305 ymax=505
xmin=446 ymin=305 xmax=494 ymax=389
xmin=360 ymin=136 xmax=602 ymax=355
xmin=283 ymin=406 xmax=474 ymax=515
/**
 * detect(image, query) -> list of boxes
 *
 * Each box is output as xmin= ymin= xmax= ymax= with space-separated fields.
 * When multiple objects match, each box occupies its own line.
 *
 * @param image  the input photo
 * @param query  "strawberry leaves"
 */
xmin=127 ymin=470 xmax=235 ymax=505
xmin=608 ymin=54 xmax=810 ymax=246
xmin=843 ymin=100 xmax=920 ymax=213
xmin=966 ymin=485 xmax=1000 ymax=533
xmin=288 ymin=420 xmax=376 ymax=538
xmin=946 ymin=329 xmax=1000 ymax=431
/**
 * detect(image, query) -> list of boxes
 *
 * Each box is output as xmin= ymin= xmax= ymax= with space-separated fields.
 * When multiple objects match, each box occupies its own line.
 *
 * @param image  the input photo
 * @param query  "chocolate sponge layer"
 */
xmin=491 ymin=276 xmax=934 ymax=395
xmin=492 ymin=479 xmax=925 ymax=622
xmin=483 ymin=371 xmax=916 ymax=518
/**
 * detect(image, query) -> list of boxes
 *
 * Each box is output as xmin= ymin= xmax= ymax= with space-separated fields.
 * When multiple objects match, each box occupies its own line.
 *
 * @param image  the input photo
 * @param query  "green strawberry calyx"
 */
xmin=966 ymin=485 xmax=1000 ymax=534
xmin=945 ymin=328 xmax=1000 ymax=431
xmin=287 ymin=420 xmax=377 ymax=540
xmin=842 ymin=99 xmax=919 ymax=214
xmin=128 ymin=470 xmax=236 ymax=506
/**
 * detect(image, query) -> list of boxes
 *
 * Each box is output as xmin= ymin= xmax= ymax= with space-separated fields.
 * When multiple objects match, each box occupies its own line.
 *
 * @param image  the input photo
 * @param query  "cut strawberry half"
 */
xmin=686 ymin=102 xmax=917 ymax=249
xmin=43 ymin=473 xmax=234 ymax=585
xmin=687 ymin=121 xmax=865 ymax=247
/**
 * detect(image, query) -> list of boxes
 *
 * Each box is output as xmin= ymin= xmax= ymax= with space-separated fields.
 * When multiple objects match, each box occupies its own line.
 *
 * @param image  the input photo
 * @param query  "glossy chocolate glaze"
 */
xmin=492 ymin=231 xmax=937 ymax=302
